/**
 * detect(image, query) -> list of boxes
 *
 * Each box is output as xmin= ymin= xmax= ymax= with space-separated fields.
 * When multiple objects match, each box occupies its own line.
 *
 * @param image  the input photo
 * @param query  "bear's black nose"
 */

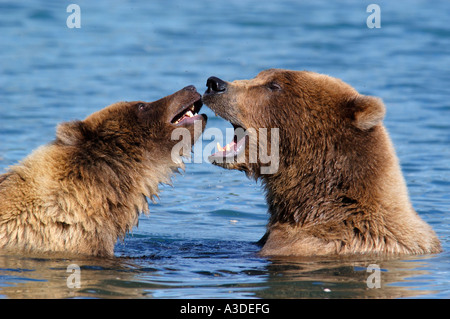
xmin=206 ymin=76 xmax=227 ymax=94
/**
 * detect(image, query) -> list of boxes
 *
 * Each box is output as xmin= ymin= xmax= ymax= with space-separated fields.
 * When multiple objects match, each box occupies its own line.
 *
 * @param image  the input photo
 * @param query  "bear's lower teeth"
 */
xmin=216 ymin=142 xmax=234 ymax=152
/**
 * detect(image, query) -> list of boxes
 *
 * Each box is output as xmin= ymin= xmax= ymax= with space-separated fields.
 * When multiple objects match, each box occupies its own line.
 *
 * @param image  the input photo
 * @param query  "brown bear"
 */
xmin=203 ymin=69 xmax=441 ymax=256
xmin=0 ymin=85 xmax=207 ymax=257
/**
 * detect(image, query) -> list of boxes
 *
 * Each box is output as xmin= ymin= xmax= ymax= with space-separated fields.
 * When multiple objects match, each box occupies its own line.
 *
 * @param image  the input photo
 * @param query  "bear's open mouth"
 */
xmin=209 ymin=123 xmax=247 ymax=160
xmin=171 ymin=98 xmax=204 ymax=125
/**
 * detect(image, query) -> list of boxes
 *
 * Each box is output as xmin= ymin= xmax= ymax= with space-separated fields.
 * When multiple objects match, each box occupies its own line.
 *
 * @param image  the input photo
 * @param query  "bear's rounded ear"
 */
xmin=346 ymin=95 xmax=386 ymax=130
xmin=56 ymin=121 xmax=86 ymax=146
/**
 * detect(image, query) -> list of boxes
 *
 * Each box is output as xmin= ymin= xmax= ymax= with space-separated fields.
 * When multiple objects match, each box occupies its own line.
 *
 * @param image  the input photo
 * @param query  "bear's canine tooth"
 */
xmin=217 ymin=142 xmax=224 ymax=152
xmin=186 ymin=110 xmax=194 ymax=117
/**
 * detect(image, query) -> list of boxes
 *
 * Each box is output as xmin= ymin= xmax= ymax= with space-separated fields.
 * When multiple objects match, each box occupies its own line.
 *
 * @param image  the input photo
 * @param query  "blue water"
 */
xmin=0 ymin=0 xmax=449 ymax=299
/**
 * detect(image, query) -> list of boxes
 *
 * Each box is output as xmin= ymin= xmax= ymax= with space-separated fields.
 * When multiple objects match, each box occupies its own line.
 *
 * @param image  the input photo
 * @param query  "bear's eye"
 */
xmin=136 ymin=103 xmax=146 ymax=111
xmin=267 ymin=82 xmax=282 ymax=92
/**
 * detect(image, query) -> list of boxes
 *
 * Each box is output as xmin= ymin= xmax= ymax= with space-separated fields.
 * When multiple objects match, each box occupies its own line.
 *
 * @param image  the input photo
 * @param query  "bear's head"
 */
xmin=203 ymin=69 xmax=386 ymax=179
xmin=202 ymin=69 xmax=442 ymax=256
xmin=54 ymin=86 xmax=207 ymax=189
xmin=56 ymin=85 xmax=207 ymax=169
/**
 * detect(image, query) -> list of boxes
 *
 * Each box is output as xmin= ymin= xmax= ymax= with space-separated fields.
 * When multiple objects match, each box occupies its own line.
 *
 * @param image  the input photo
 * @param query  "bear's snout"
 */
xmin=205 ymin=76 xmax=227 ymax=94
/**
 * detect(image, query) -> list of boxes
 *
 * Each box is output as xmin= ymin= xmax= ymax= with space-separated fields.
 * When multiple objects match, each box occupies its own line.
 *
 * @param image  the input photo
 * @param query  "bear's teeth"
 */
xmin=216 ymin=142 xmax=231 ymax=152
xmin=186 ymin=110 xmax=194 ymax=117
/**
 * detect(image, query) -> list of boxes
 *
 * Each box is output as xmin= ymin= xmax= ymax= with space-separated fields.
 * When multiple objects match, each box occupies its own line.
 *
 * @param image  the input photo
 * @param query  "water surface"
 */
xmin=0 ymin=0 xmax=449 ymax=298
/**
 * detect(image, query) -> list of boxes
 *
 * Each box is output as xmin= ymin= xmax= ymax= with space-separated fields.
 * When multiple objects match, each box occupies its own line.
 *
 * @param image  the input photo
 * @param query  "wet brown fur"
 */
xmin=0 ymin=88 xmax=206 ymax=257
xmin=203 ymin=69 xmax=441 ymax=256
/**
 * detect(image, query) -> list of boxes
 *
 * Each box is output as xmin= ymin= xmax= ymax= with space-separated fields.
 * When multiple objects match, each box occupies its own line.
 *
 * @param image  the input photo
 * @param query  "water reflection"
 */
xmin=0 ymin=253 xmax=143 ymax=298
xmin=256 ymin=255 xmax=438 ymax=298
xmin=0 ymin=245 xmax=440 ymax=299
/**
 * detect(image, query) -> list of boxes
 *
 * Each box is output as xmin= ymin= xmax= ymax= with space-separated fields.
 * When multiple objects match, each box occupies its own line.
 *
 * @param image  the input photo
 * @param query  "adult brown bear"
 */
xmin=203 ymin=69 xmax=441 ymax=256
xmin=0 ymin=86 xmax=206 ymax=257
